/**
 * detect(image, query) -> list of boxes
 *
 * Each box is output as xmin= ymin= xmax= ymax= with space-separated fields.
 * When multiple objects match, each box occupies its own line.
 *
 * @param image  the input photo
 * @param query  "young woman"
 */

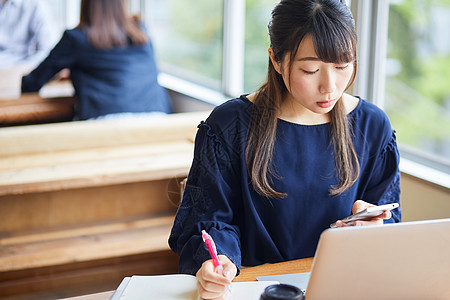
xmin=169 ymin=0 xmax=401 ymax=298
xmin=21 ymin=0 xmax=170 ymax=120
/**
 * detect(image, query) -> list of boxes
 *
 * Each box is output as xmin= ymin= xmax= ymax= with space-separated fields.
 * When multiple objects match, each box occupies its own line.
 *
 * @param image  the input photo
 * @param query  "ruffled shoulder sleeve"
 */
xmin=362 ymin=130 xmax=401 ymax=223
xmin=169 ymin=100 xmax=250 ymax=274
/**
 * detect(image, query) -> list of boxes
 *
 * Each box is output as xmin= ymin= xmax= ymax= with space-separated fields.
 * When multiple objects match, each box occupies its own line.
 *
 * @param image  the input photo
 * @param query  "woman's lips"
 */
xmin=317 ymin=99 xmax=336 ymax=108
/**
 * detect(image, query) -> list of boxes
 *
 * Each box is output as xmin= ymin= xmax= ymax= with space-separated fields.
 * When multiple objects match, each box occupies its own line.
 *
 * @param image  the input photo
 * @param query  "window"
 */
xmin=385 ymin=0 xmax=450 ymax=173
xmin=244 ymin=0 xmax=279 ymax=93
xmin=144 ymin=0 xmax=224 ymax=91
xmin=45 ymin=0 xmax=80 ymax=34
xmin=352 ymin=0 xmax=450 ymax=185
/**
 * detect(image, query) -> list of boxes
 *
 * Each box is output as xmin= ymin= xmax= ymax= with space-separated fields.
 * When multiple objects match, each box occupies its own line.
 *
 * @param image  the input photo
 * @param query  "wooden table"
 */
xmin=0 ymin=80 xmax=75 ymax=126
xmin=234 ymin=257 xmax=313 ymax=282
xmin=61 ymin=258 xmax=314 ymax=299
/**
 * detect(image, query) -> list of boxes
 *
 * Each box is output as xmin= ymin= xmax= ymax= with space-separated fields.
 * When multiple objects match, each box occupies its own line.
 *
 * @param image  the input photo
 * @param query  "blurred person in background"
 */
xmin=22 ymin=0 xmax=171 ymax=120
xmin=0 ymin=0 xmax=58 ymax=69
xmin=0 ymin=0 xmax=58 ymax=98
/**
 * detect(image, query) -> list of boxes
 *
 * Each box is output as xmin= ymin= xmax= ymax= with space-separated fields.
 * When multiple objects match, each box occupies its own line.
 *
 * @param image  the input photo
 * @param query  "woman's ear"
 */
xmin=268 ymin=48 xmax=282 ymax=74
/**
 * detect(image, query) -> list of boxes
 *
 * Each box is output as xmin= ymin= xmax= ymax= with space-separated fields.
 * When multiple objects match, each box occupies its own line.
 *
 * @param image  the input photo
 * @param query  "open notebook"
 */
xmin=111 ymin=274 xmax=279 ymax=300
xmin=258 ymin=218 xmax=450 ymax=300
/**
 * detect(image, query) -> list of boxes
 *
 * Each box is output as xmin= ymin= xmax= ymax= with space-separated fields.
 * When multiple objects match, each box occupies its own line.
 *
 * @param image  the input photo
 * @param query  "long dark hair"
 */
xmin=245 ymin=0 xmax=359 ymax=198
xmin=78 ymin=0 xmax=147 ymax=49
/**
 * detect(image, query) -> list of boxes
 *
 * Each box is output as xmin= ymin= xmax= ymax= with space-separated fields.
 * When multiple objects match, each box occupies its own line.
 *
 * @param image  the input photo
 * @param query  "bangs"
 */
xmin=310 ymin=6 xmax=356 ymax=63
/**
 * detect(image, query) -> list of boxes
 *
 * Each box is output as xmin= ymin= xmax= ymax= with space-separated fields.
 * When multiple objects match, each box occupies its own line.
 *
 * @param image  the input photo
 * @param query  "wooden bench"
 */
xmin=0 ymin=111 xmax=210 ymax=299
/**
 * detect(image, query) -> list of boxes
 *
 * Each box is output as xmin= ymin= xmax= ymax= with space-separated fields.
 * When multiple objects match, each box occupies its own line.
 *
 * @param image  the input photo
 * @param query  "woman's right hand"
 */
xmin=196 ymin=255 xmax=237 ymax=300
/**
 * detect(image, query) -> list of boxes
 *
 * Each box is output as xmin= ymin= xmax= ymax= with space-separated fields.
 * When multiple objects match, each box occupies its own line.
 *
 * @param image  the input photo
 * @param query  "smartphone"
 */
xmin=330 ymin=203 xmax=399 ymax=228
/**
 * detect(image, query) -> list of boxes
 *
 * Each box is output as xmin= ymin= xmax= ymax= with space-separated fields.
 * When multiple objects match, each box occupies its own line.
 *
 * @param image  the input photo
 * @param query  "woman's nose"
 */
xmin=319 ymin=70 xmax=337 ymax=95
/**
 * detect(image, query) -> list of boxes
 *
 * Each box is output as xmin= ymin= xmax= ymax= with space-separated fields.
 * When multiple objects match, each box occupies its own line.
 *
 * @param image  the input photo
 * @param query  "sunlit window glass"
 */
xmin=44 ymin=0 xmax=80 ymax=34
xmin=244 ymin=0 xmax=278 ymax=93
xmin=385 ymin=0 xmax=450 ymax=168
xmin=144 ymin=0 xmax=223 ymax=91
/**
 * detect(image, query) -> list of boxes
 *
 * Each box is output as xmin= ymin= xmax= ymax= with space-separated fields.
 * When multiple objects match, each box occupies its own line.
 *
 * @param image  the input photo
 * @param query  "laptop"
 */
xmin=258 ymin=218 xmax=450 ymax=300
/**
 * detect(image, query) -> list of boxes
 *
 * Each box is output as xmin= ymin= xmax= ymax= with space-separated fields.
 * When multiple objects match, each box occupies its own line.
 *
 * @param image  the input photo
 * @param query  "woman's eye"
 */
xmin=336 ymin=64 xmax=349 ymax=70
xmin=302 ymin=69 xmax=319 ymax=75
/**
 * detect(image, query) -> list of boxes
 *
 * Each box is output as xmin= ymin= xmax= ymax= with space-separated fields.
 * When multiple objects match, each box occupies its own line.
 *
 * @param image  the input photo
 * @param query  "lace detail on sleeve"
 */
xmin=195 ymin=120 xmax=233 ymax=176
xmin=169 ymin=120 xmax=242 ymax=274
xmin=378 ymin=170 xmax=401 ymax=223
xmin=378 ymin=170 xmax=400 ymax=206
xmin=175 ymin=120 xmax=236 ymax=220
xmin=368 ymin=130 xmax=401 ymax=223
xmin=198 ymin=121 xmax=221 ymax=145
xmin=381 ymin=130 xmax=398 ymax=155
xmin=380 ymin=130 xmax=401 ymax=222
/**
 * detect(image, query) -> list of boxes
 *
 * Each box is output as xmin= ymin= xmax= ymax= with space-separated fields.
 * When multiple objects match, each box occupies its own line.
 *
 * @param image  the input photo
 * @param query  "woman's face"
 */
xmin=270 ymin=35 xmax=355 ymax=117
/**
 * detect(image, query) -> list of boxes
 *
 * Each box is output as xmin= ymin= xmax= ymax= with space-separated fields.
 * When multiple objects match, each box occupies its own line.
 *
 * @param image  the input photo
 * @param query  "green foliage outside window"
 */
xmin=244 ymin=0 xmax=278 ymax=93
xmin=385 ymin=0 xmax=450 ymax=160
xmin=151 ymin=0 xmax=223 ymax=89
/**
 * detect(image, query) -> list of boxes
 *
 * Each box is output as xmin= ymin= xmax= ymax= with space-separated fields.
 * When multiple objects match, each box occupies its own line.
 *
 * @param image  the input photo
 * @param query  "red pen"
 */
xmin=201 ymin=230 xmax=223 ymax=273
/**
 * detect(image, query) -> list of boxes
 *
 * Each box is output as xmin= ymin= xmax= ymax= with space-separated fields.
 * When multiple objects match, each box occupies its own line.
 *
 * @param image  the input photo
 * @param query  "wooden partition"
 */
xmin=0 ymin=111 xmax=210 ymax=299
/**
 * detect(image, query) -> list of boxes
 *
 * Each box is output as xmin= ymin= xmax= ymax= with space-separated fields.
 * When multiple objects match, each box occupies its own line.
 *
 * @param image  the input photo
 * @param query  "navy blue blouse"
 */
xmin=22 ymin=28 xmax=170 ymax=120
xmin=169 ymin=95 xmax=401 ymax=275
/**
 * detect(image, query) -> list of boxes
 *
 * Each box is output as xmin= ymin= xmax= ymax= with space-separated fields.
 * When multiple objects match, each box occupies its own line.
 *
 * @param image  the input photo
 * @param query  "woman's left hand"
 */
xmin=334 ymin=200 xmax=392 ymax=227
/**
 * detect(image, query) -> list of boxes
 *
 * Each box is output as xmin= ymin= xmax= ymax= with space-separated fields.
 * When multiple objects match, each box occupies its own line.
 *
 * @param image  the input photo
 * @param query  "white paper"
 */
xmin=116 ymin=274 xmax=279 ymax=300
